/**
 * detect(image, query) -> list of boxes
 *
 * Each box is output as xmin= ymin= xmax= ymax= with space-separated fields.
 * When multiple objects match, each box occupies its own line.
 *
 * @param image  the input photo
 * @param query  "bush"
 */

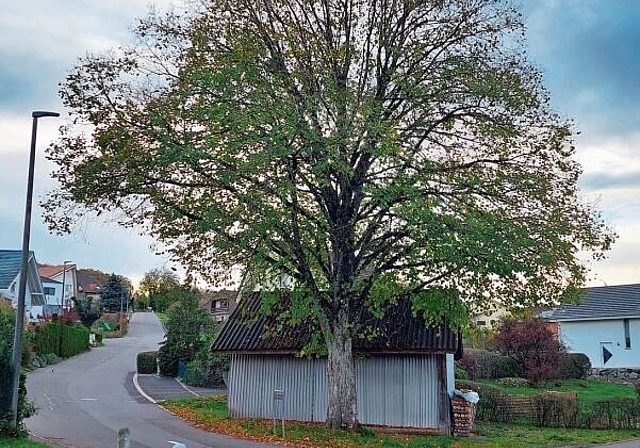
xmin=496 ymin=377 xmax=529 ymax=387
xmin=455 ymin=380 xmax=514 ymax=423
xmin=458 ymin=349 xmax=521 ymax=380
xmin=137 ymin=351 xmax=158 ymax=374
xmin=454 ymin=362 xmax=469 ymax=380
xmin=184 ymin=359 xmax=210 ymax=387
xmin=558 ymin=353 xmax=591 ymax=380
xmin=580 ymin=399 xmax=640 ymax=429
xmin=531 ymin=391 xmax=579 ymax=428
xmin=158 ymin=289 xmax=215 ymax=377
xmin=495 ymin=317 xmax=563 ymax=385
xmin=33 ymin=322 xmax=90 ymax=359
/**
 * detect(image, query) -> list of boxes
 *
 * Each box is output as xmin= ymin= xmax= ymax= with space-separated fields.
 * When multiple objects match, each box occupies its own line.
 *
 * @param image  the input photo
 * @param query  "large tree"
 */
xmin=45 ymin=0 xmax=613 ymax=429
xmin=138 ymin=267 xmax=182 ymax=312
xmin=99 ymin=274 xmax=132 ymax=313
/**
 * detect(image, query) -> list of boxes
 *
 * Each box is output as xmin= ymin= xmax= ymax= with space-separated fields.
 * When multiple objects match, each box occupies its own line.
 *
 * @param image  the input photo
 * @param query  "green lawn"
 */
xmin=0 ymin=437 xmax=51 ymax=448
xmin=479 ymin=379 xmax=637 ymax=402
xmin=162 ymin=395 xmax=640 ymax=448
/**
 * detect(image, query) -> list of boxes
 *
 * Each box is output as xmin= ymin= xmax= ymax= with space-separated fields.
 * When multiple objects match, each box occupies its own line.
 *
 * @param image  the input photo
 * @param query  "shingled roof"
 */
xmin=547 ymin=284 xmax=640 ymax=321
xmin=213 ymin=292 xmax=459 ymax=354
xmin=0 ymin=250 xmax=32 ymax=289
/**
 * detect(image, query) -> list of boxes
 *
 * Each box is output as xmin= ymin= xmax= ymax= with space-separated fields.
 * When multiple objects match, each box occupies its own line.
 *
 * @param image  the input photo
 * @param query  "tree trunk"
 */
xmin=326 ymin=325 xmax=358 ymax=431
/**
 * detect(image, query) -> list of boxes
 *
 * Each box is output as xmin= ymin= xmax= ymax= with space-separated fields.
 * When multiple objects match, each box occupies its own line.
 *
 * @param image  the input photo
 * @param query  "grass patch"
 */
xmin=162 ymin=395 xmax=640 ymax=448
xmin=0 ymin=436 xmax=52 ymax=448
xmin=480 ymin=379 xmax=637 ymax=402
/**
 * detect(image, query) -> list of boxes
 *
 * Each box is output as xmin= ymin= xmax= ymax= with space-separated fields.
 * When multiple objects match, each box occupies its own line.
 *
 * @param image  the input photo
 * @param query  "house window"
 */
xmin=624 ymin=319 xmax=631 ymax=349
xmin=44 ymin=287 xmax=56 ymax=296
xmin=476 ymin=320 xmax=486 ymax=327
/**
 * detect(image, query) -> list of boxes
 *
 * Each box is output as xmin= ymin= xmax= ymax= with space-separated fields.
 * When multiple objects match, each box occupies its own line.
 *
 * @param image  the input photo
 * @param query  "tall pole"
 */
xmin=9 ymin=111 xmax=59 ymax=431
xmin=58 ymin=260 xmax=70 ymax=356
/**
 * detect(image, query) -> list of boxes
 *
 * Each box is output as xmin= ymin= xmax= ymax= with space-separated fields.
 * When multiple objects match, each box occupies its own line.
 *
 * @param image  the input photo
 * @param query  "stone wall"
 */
xmin=590 ymin=368 xmax=640 ymax=383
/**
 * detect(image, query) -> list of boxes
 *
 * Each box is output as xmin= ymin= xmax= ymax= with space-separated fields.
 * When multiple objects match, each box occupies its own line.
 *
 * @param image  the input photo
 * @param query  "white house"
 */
xmin=0 ymin=250 xmax=45 ymax=321
xmin=40 ymin=275 xmax=63 ymax=316
xmin=38 ymin=263 xmax=78 ymax=311
xmin=546 ymin=284 xmax=640 ymax=369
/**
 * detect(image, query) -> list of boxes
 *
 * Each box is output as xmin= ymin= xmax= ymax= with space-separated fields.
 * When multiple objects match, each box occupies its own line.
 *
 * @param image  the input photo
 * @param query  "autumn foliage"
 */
xmin=495 ymin=317 xmax=564 ymax=386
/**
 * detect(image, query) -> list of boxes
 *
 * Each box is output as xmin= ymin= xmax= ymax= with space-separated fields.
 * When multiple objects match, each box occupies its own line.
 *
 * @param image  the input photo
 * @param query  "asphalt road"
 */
xmin=26 ymin=312 xmax=274 ymax=448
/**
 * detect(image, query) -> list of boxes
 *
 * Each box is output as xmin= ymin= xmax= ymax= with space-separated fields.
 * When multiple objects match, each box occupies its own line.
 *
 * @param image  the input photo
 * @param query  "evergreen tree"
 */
xmin=99 ymin=274 xmax=131 ymax=312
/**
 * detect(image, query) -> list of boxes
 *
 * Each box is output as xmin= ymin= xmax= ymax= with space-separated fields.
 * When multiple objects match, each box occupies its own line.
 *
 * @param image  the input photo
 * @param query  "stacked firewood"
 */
xmin=452 ymin=396 xmax=477 ymax=436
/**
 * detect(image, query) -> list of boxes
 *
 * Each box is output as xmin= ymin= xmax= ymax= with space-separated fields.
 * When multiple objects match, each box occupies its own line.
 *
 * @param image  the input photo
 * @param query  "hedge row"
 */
xmin=137 ymin=351 xmax=158 ymax=374
xmin=33 ymin=322 xmax=90 ymax=358
xmin=457 ymin=379 xmax=640 ymax=429
xmin=456 ymin=350 xmax=591 ymax=381
xmin=457 ymin=349 xmax=522 ymax=380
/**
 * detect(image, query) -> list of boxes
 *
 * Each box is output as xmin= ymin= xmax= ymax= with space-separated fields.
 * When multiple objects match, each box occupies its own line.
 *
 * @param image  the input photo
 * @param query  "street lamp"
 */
xmin=60 ymin=260 xmax=72 ymax=313
xmin=9 ymin=110 xmax=59 ymax=431
xmin=58 ymin=260 xmax=72 ymax=356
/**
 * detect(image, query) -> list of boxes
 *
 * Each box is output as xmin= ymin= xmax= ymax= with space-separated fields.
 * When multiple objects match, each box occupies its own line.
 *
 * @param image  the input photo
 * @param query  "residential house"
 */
xmin=212 ymin=292 xmax=459 ymax=433
xmin=77 ymin=272 xmax=102 ymax=304
xmin=0 ymin=250 xmax=45 ymax=321
xmin=200 ymin=290 xmax=237 ymax=322
xmin=38 ymin=263 xmax=78 ymax=311
xmin=545 ymin=283 xmax=640 ymax=369
xmin=40 ymin=275 xmax=63 ymax=317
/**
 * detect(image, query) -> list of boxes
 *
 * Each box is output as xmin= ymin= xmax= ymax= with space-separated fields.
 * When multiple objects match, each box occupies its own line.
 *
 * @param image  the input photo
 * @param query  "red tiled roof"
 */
xmin=38 ymin=264 xmax=76 ymax=278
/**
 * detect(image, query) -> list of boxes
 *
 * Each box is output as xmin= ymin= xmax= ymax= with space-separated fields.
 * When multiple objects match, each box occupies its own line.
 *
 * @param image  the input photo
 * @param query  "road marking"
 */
xmin=43 ymin=393 xmax=54 ymax=410
xmin=80 ymin=398 xmax=98 ymax=401
xmin=174 ymin=377 xmax=200 ymax=397
xmin=133 ymin=372 xmax=157 ymax=404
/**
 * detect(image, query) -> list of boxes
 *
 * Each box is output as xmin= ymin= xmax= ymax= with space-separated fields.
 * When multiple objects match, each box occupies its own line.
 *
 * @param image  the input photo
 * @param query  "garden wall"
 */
xmin=590 ymin=368 xmax=640 ymax=382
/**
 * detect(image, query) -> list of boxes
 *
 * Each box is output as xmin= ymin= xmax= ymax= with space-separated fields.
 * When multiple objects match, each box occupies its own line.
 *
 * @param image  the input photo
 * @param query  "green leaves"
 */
xmin=46 ymin=0 xmax=613 ymax=336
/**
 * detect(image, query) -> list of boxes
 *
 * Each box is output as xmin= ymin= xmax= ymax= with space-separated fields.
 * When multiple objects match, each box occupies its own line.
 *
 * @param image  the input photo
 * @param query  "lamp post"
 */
xmin=58 ymin=260 xmax=71 ymax=356
xmin=59 ymin=260 xmax=71 ymax=313
xmin=9 ymin=110 xmax=59 ymax=431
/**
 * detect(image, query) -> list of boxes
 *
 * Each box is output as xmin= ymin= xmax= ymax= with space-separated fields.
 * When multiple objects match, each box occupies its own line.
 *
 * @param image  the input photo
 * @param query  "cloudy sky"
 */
xmin=0 ymin=0 xmax=638 ymax=287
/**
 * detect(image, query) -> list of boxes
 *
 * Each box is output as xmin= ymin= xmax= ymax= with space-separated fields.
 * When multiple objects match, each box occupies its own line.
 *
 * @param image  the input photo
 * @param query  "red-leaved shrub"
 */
xmin=495 ymin=317 xmax=563 ymax=386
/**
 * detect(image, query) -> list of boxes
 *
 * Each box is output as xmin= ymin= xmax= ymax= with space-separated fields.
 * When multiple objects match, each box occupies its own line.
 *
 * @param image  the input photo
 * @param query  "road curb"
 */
xmin=175 ymin=376 xmax=201 ymax=397
xmin=132 ymin=372 xmax=157 ymax=404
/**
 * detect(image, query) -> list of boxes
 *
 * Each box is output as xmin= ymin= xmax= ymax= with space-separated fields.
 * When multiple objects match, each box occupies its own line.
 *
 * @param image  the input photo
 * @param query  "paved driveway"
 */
xmin=26 ymin=312 xmax=275 ymax=448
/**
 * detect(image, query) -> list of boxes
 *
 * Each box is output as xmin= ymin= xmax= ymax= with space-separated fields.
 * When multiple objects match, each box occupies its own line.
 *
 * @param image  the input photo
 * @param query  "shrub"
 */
xmin=454 ymin=362 xmax=469 ymax=380
xmin=455 ymin=380 xmax=514 ymax=423
xmin=531 ymin=391 xmax=579 ymax=428
xmin=137 ymin=351 xmax=158 ymax=374
xmin=44 ymin=353 xmax=62 ymax=365
xmin=635 ymin=380 xmax=640 ymax=398
xmin=158 ymin=289 xmax=215 ymax=377
xmin=495 ymin=317 xmax=563 ymax=385
xmin=158 ymin=345 xmax=179 ymax=376
xmin=580 ymin=399 xmax=640 ymax=429
xmin=33 ymin=322 xmax=90 ymax=359
xmin=458 ymin=349 xmax=521 ymax=380
xmin=497 ymin=377 xmax=529 ymax=387
xmin=184 ymin=359 xmax=210 ymax=387
xmin=558 ymin=353 xmax=591 ymax=380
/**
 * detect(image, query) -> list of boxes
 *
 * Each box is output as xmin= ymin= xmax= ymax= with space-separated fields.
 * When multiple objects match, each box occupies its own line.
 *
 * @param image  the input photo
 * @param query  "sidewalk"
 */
xmin=134 ymin=373 xmax=226 ymax=402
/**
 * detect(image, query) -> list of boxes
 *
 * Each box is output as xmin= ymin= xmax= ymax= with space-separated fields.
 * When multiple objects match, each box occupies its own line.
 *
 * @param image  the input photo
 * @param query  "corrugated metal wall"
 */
xmin=229 ymin=354 xmax=442 ymax=429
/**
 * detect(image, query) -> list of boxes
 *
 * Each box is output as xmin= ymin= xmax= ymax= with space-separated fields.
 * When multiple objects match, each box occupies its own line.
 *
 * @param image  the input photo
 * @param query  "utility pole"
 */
xmin=9 ymin=110 xmax=59 ymax=431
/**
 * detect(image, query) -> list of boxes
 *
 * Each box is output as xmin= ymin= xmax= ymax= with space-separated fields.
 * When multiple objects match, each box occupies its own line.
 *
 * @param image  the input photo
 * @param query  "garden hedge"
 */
xmin=33 ymin=322 xmax=90 ymax=358
xmin=558 ymin=353 xmax=591 ymax=380
xmin=458 ymin=349 xmax=522 ymax=380
xmin=137 ymin=351 xmax=158 ymax=374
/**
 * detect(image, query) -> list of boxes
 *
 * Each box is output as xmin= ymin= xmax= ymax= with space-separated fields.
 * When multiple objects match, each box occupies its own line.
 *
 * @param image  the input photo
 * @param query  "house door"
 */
xmin=600 ymin=342 xmax=614 ymax=366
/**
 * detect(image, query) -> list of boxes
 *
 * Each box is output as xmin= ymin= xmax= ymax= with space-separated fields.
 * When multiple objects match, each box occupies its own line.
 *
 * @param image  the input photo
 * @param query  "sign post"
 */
xmin=273 ymin=389 xmax=285 ymax=437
